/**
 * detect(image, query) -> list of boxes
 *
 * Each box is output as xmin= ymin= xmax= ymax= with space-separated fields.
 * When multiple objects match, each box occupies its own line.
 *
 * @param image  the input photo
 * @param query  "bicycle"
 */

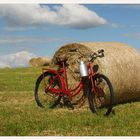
xmin=34 ymin=49 xmax=114 ymax=115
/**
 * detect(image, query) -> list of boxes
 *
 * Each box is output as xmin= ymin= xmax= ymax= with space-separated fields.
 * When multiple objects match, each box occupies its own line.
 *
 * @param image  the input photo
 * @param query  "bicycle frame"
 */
xmin=41 ymin=61 xmax=98 ymax=100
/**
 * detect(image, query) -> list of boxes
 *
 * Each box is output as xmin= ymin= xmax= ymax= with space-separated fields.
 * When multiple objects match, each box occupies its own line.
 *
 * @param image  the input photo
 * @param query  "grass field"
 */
xmin=0 ymin=67 xmax=140 ymax=136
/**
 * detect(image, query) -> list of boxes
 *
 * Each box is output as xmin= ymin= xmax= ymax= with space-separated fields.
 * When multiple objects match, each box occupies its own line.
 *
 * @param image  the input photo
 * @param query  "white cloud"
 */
xmin=0 ymin=51 xmax=35 ymax=68
xmin=109 ymin=23 xmax=126 ymax=28
xmin=101 ymin=4 xmax=140 ymax=10
xmin=0 ymin=62 xmax=10 ymax=68
xmin=123 ymin=33 xmax=140 ymax=40
xmin=0 ymin=4 xmax=107 ymax=29
xmin=109 ymin=23 xmax=140 ymax=29
xmin=0 ymin=35 xmax=63 ymax=44
xmin=4 ymin=26 xmax=37 ymax=32
xmin=120 ymin=5 xmax=140 ymax=9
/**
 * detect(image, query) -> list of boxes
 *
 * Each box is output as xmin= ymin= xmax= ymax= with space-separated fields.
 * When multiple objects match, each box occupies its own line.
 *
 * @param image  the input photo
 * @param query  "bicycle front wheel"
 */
xmin=34 ymin=72 xmax=62 ymax=108
xmin=88 ymin=74 xmax=114 ymax=116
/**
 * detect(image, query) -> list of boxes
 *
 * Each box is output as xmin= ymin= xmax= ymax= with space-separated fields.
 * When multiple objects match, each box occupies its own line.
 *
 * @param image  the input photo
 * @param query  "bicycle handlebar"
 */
xmin=69 ymin=48 xmax=104 ymax=62
xmin=90 ymin=49 xmax=104 ymax=61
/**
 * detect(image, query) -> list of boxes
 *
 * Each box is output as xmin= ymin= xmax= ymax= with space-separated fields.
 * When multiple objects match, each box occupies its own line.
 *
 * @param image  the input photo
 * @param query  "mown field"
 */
xmin=0 ymin=67 xmax=140 ymax=136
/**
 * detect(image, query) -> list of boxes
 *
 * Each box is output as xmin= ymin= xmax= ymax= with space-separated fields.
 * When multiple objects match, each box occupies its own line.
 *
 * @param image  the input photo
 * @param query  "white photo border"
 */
xmin=0 ymin=0 xmax=140 ymax=4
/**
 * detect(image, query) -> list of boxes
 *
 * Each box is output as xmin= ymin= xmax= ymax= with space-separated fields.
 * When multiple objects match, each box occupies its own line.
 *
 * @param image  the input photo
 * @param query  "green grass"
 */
xmin=0 ymin=67 xmax=140 ymax=136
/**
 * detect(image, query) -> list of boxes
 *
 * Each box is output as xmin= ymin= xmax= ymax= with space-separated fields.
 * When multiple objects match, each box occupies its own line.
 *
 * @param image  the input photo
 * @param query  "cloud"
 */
xmin=101 ymin=4 xmax=140 ymax=10
xmin=109 ymin=23 xmax=126 ymax=28
xmin=0 ymin=35 xmax=63 ymax=45
xmin=123 ymin=33 xmax=140 ymax=40
xmin=3 ymin=26 xmax=37 ymax=32
xmin=0 ymin=62 xmax=10 ymax=68
xmin=0 ymin=51 xmax=35 ymax=68
xmin=109 ymin=23 xmax=140 ymax=29
xmin=120 ymin=5 xmax=140 ymax=10
xmin=0 ymin=4 xmax=107 ymax=29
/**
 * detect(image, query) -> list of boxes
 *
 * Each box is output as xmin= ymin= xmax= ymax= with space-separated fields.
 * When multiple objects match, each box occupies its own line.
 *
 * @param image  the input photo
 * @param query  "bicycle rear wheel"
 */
xmin=88 ymin=74 xmax=114 ymax=116
xmin=34 ymin=72 xmax=62 ymax=108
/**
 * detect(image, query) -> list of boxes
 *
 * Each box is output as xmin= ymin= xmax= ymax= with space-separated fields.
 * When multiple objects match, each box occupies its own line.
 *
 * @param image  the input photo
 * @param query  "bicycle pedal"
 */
xmin=50 ymin=97 xmax=62 ymax=109
xmin=64 ymin=100 xmax=74 ymax=109
xmin=111 ymin=109 xmax=115 ymax=115
xmin=67 ymin=102 xmax=74 ymax=110
xmin=50 ymin=101 xmax=59 ymax=109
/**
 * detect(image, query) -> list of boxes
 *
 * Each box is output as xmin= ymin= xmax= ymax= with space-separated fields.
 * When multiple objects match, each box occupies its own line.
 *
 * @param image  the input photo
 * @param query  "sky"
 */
xmin=0 ymin=4 xmax=140 ymax=68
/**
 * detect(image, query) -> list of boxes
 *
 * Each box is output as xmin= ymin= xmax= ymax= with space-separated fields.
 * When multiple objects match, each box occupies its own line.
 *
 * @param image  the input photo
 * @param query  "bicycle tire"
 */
xmin=34 ymin=72 xmax=62 ymax=108
xmin=88 ymin=74 xmax=114 ymax=116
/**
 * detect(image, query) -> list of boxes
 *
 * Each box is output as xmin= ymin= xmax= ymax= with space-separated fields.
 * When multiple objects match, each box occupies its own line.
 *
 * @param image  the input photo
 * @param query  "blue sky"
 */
xmin=0 ymin=4 xmax=140 ymax=67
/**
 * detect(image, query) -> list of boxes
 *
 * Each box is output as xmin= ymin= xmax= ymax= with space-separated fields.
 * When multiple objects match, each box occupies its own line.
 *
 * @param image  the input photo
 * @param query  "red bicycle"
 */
xmin=34 ymin=49 xmax=114 ymax=115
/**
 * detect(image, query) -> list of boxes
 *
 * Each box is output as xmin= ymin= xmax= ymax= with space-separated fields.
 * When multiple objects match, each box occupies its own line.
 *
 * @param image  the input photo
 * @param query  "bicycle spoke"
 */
xmin=35 ymin=72 xmax=62 ymax=108
xmin=88 ymin=74 xmax=114 ymax=116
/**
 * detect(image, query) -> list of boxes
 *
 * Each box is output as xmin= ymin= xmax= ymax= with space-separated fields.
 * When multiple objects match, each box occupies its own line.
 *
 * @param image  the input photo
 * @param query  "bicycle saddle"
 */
xmin=56 ymin=57 xmax=68 ymax=65
xmin=98 ymin=49 xmax=104 ymax=54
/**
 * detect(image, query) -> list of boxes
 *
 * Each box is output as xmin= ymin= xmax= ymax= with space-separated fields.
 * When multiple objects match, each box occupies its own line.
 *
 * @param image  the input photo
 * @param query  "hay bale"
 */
xmin=29 ymin=57 xmax=50 ymax=67
xmin=52 ymin=42 xmax=140 ymax=106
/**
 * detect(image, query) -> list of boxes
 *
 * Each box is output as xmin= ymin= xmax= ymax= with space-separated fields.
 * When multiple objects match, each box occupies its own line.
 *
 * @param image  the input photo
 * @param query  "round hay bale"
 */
xmin=29 ymin=57 xmax=50 ymax=67
xmin=52 ymin=42 xmax=140 ymax=106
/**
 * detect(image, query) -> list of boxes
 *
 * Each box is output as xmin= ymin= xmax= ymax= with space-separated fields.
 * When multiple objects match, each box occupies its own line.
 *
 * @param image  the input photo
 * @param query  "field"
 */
xmin=0 ymin=67 xmax=140 ymax=136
